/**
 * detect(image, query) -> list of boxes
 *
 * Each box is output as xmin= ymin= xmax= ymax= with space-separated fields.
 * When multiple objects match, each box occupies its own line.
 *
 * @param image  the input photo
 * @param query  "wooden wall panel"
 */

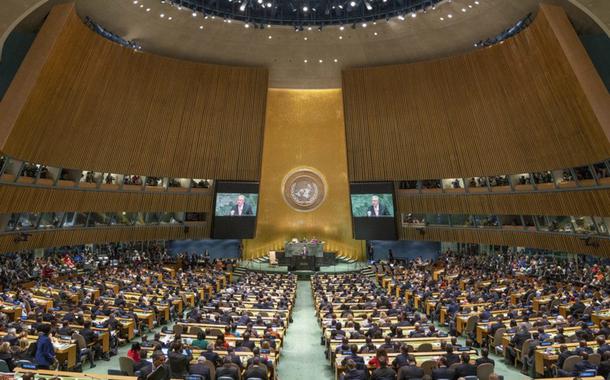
xmin=397 ymin=189 xmax=610 ymax=217
xmin=0 ymin=4 xmax=268 ymax=180
xmin=400 ymin=227 xmax=610 ymax=257
xmin=0 ymin=185 xmax=213 ymax=213
xmin=343 ymin=6 xmax=610 ymax=181
xmin=0 ymin=223 xmax=209 ymax=253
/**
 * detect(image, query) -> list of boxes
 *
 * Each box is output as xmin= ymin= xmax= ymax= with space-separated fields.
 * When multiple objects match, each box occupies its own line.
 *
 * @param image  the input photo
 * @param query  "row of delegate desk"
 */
xmin=0 ymin=265 xmax=228 ymax=371
xmin=311 ymin=274 xmax=482 ymax=380
xmin=377 ymin=267 xmax=610 ymax=378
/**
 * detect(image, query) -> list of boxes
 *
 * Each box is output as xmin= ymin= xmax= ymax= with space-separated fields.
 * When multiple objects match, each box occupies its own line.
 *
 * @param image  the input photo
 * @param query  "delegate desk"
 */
xmin=533 ymin=339 xmax=610 ymax=376
xmin=334 ymin=350 xmax=479 ymax=380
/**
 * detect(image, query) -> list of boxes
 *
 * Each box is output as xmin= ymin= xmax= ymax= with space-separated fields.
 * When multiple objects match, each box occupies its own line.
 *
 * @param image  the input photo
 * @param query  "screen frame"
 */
xmin=349 ymin=181 xmax=398 ymax=240
xmin=211 ymin=181 xmax=260 ymax=239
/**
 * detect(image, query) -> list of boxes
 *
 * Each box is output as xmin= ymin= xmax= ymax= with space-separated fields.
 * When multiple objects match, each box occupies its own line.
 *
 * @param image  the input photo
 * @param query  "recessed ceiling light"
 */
xmin=303 ymin=6 xmax=308 ymax=11
xmin=339 ymin=35 xmax=343 ymax=39
xmin=146 ymin=8 xmax=151 ymax=11
xmin=199 ymin=25 xmax=204 ymax=29
xmin=139 ymin=4 xmax=144 ymax=8
xmin=461 ymin=8 xmax=466 ymax=12
xmin=245 ymin=23 xmax=250 ymax=28
xmin=447 ymin=14 xmax=453 ymax=18
xmin=398 ymin=15 xmax=405 ymax=20
xmin=334 ymin=58 xmax=338 ymax=62
xmin=192 ymin=12 xmax=197 ymax=16
xmin=267 ymin=24 xmax=271 ymax=28
xmin=319 ymin=59 xmax=323 ymax=63
xmin=133 ymin=0 xmax=138 ymax=4
xmin=411 ymin=12 xmax=416 ymax=18
xmin=268 ymin=35 xmax=272 ymax=39
xmin=168 ymin=16 xmax=172 ymax=20
xmin=350 ymin=1 xmax=356 ymax=6
xmin=304 ymin=37 xmax=308 ymax=40
xmin=468 ymin=4 xmax=473 ymax=8
xmin=374 ymin=32 xmax=378 ymax=36
xmin=304 ymin=59 xmax=308 ymax=63
xmin=439 ymin=17 xmax=444 ymax=20
xmin=361 ymin=22 xmax=367 ymax=27
xmin=160 ymin=13 xmax=165 ymax=18
xmin=339 ymin=26 xmax=345 ymax=30
xmin=307 ymin=26 xmax=312 ymax=30
xmin=474 ymin=0 xmax=479 ymax=4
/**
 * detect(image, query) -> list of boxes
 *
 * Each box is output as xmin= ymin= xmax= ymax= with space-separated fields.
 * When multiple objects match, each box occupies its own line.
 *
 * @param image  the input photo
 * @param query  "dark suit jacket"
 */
xmin=145 ymin=364 xmax=171 ymax=380
xmin=397 ymin=365 xmax=424 ymax=380
xmin=597 ymin=359 xmax=610 ymax=379
xmin=189 ymin=363 xmax=211 ymax=380
xmin=230 ymin=204 xmax=253 ymax=216
xmin=367 ymin=205 xmax=390 ymax=217
xmin=343 ymin=369 xmax=367 ymax=380
xmin=243 ymin=366 xmax=268 ymax=380
xmin=445 ymin=353 xmax=460 ymax=366
xmin=168 ymin=352 xmax=190 ymax=377
xmin=573 ymin=359 xmax=597 ymax=374
xmin=371 ymin=366 xmax=396 ymax=380
xmin=453 ymin=363 xmax=477 ymax=380
xmin=216 ymin=365 xmax=239 ymax=380
xmin=432 ymin=367 xmax=454 ymax=380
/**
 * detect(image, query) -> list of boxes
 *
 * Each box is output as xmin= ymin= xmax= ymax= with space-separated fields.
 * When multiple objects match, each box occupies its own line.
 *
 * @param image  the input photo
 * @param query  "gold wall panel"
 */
xmin=244 ymin=89 xmax=363 ymax=260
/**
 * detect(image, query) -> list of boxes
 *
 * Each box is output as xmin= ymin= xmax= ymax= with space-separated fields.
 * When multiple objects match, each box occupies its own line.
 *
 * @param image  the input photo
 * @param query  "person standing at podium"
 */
xmin=367 ymin=195 xmax=390 ymax=217
xmin=230 ymin=194 xmax=253 ymax=216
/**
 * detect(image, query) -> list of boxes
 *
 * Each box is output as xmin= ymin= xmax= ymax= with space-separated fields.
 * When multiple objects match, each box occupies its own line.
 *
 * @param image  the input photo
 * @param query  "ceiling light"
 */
xmin=303 ymin=5 xmax=308 ymax=11
xmin=339 ymin=35 xmax=343 ymax=39
xmin=374 ymin=32 xmax=378 ymax=35
xmin=339 ymin=26 xmax=345 ymax=30
xmin=168 ymin=16 xmax=172 ymax=20
xmin=447 ymin=14 xmax=453 ymax=18
xmin=439 ymin=17 xmax=444 ymax=20
xmin=468 ymin=5 xmax=473 ymax=8
xmin=361 ymin=22 xmax=367 ymax=27
xmin=304 ymin=37 xmax=308 ymax=40
xmin=461 ymin=8 xmax=466 ymax=12
xmin=334 ymin=58 xmax=338 ymax=62
xmin=146 ymin=8 xmax=151 ymax=11
xmin=245 ymin=23 xmax=250 ymax=28
xmin=160 ymin=13 xmax=165 ymax=18
xmin=350 ymin=1 xmax=356 ymax=6
xmin=139 ymin=4 xmax=144 ymax=8
xmin=304 ymin=59 xmax=308 ymax=63
xmin=267 ymin=24 xmax=271 ymax=28
xmin=319 ymin=59 xmax=323 ymax=63
xmin=268 ymin=35 xmax=272 ymax=39
xmin=474 ymin=0 xmax=479 ymax=4
xmin=307 ymin=26 xmax=312 ymax=30
xmin=411 ymin=12 xmax=416 ymax=18
xmin=133 ymin=0 xmax=138 ymax=4
xmin=398 ymin=15 xmax=405 ymax=20
xmin=364 ymin=0 xmax=372 ymax=11
xmin=199 ymin=25 xmax=204 ymax=29
xmin=192 ymin=12 xmax=197 ymax=16
xmin=239 ymin=0 xmax=248 ymax=12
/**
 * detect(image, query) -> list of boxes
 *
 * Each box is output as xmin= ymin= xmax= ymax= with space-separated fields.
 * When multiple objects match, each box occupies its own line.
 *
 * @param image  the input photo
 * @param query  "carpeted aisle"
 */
xmin=277 ymin=280 xmax=334 ymax=380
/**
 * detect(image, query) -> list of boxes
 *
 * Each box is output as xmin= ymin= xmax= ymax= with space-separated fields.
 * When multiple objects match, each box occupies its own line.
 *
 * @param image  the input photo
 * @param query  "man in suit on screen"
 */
xmin=230 ymin=194 xmax=253 ymax=216
xmin=367 ymin=195 xmax=390 ymax=217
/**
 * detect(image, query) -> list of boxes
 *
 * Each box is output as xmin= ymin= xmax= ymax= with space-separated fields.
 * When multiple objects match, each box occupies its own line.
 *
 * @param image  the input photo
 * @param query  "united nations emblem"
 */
xmin=282 ymin=168 xmax=327 ymax=212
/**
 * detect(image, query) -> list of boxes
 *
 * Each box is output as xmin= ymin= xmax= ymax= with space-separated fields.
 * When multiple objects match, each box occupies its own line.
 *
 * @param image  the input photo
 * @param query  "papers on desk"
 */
xmin=53 ymin=343 xmax=71 ymax=350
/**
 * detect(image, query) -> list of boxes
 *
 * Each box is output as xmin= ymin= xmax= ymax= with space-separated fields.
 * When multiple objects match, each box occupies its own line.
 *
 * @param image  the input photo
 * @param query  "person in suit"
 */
xmin=342 ymin=359 xmax=366 ymax=380
xmin=556 ymin=345 xmax=574 ymax=369
xmin=188 ymin=357 xmax=211 ymax=380
xmin=367 ymin=196 xmax=390 ymax=217
xmin=35 ymin=324 xmax=55 ymax=369
xmin=597 ymin=351 xmax=610 ymax=379
xmin=201 ymin=346 xmax=221 ymax=367
xmin=371 ymin=355 xmax=396 ymax=380
xmin=243 ymin=357 xmax=268 ymax=380
xmin=506 ymin=325 xmax=531 ymax=364
xmin=168 ymin=342 xmax=191 ymax=378
xmin=453 ymin=353 xmax=477 ymax=380
xmin=596 ymin=335 xmax=610 ymax=355
xmin=216 ymin=356 xmax=239 ymax=380
xmin=444 ymin=345 xmax=460 ymax=367
xmin=432 ymin=357 xmax=454 ymax=380
xmin=475 ymin=348 xmax=495 ymax=366
xmin=143 ymin=351 xmax=170 ymax=380
xmin=397 ymin=357 xmax=423 ymax=380
xmin=230 ymin=195 xmax=253 ymax=216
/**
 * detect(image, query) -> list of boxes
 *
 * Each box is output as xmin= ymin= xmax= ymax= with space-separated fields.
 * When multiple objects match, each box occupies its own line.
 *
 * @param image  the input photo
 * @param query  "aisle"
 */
xmin=277 ymin=280 xmax=334 ymax=380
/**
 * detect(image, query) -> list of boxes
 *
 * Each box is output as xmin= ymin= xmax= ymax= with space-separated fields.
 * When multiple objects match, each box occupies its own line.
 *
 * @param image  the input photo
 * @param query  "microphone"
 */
xmin=230 ymin=210 xmax=235 ymax=216
xmin=367 ymin=211 xmax=372 ymax=217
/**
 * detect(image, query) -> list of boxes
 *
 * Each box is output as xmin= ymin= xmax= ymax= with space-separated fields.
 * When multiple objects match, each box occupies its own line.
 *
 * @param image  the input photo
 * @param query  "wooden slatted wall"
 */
xmin=342 ymin=7 xmax=610 ymax=181
xmin=1 ymin=4 xmax=268 ymax=180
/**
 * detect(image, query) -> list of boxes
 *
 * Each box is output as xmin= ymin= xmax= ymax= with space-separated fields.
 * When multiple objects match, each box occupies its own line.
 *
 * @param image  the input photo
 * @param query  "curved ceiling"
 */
xmin=0 ymin=0 xmax=608 ymax=88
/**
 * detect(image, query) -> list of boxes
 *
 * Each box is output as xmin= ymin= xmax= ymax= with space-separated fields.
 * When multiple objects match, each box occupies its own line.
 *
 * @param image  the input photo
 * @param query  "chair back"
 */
xmin=172 ymin=324 xmax=183 ymax=335
xmin=449 ymin=362 xmax=461 ymax=371
xmin=218 ymin=377 xmax=235 ymax=380
xmin=465 ymin=315 xmax=479 ymax=334
xmin=228 ymin=362 xmax=242 ymax=380
xmin=119 ymin=356 xmax=135 ymax=376
xmin=73 ymin=332 xmax=87 ymax=350
xmin=492 ymin=328 xmax=506 ymax=347
xmin=476 ymin=363 xmax=494 ymax=380
xmin=463 ymin=376 xmax=478 ymax=380
xmin=417 ymin=343 xmax=433 ymax=352
xmin=0 ymin=359 xmax=10 ymax=373
xmin=189 ymin=326 xmax=203 ymax=335
xmin=420 ymin=359 xmax=437 ymax=375
xmin=562 ymin=355 xmax=581 ymax=372
xmin=203 ymin=360 xmax=216 ymax=380
xmin=589 ymin=353 xmax=601 ymax=365
xmin=208 ymin=328 xmax=223 ymax=337
xmin=520 ymin=339 xmax=532 ymax=362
